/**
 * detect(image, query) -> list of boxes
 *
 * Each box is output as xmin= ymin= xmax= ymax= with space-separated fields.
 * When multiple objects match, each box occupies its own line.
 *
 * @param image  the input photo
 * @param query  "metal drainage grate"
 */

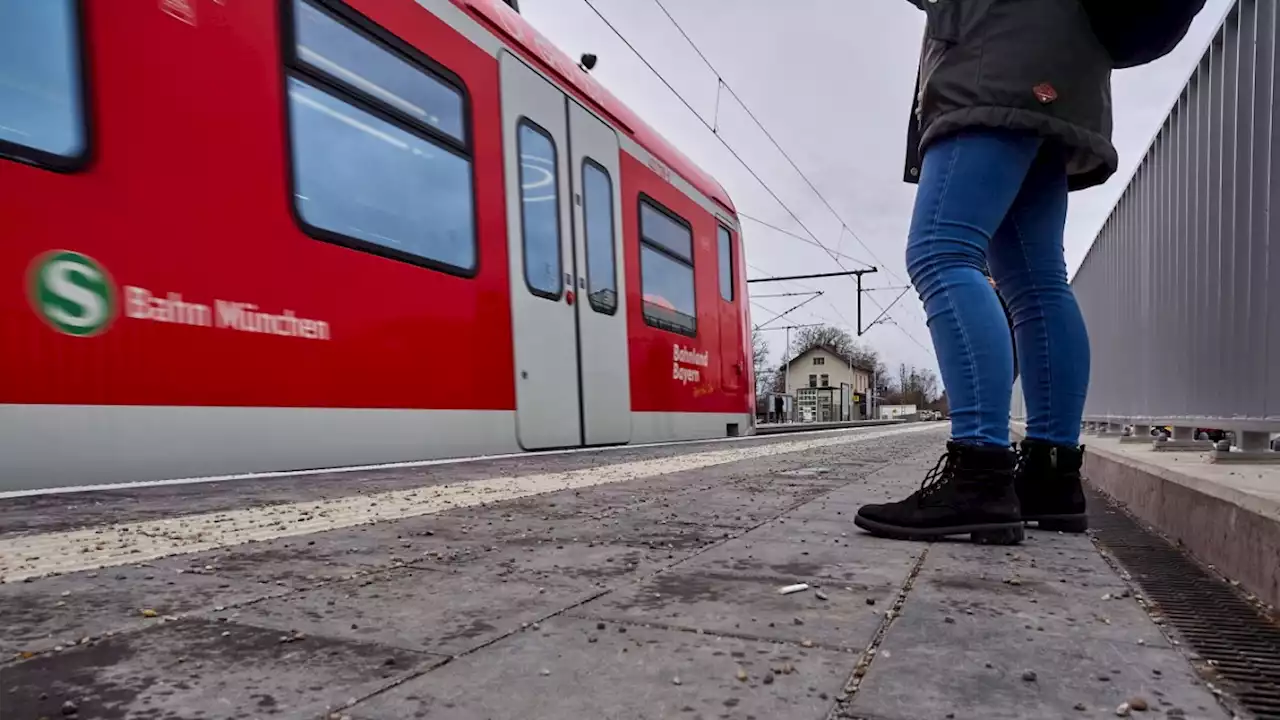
xmin=1087 ymin=489 xmax=1280 ymax=719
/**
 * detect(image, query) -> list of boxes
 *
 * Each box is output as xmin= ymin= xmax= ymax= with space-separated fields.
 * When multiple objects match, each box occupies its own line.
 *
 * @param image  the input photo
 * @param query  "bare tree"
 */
xmin=751 ymin=330 xmax=771 ymax=395
xmin=873 ymin=360 xmax=892 ymax=397
xmin=927 ymin=389 xmax=950 ymax=415
xmin=888 ymin=364 xmax=942 ymax=407
xmin=917 ymin=367 xmax=940 ymax=402
xmin=767 ymin=365 xmax=787 ymax=394
xmin=789 ymin=325 xmax=879 ymax=370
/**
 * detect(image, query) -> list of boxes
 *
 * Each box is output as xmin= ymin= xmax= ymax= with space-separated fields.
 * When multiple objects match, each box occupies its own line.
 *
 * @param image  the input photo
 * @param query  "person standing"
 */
xmin=855 ymin=0 xmax=1204 ymax=545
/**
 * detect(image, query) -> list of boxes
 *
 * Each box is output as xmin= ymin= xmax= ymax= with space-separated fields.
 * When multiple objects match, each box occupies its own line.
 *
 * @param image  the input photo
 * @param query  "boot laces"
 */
xmin=917 ymin=450 xmax=957 ymax=503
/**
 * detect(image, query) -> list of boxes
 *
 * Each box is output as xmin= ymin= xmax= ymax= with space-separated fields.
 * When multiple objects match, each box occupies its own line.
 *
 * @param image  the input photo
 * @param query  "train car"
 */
xmin=0 ymin=0 xmax=754 ymax=491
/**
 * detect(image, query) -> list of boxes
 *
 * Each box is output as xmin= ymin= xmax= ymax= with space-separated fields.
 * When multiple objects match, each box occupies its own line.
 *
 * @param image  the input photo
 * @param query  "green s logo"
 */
xmin=28 ymin=250 xmax=118 ymax=337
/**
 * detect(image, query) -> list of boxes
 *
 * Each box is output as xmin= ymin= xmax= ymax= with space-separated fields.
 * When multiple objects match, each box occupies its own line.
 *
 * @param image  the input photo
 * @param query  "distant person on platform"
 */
xmin=855 ymin=0 xmax=1204 ymax=544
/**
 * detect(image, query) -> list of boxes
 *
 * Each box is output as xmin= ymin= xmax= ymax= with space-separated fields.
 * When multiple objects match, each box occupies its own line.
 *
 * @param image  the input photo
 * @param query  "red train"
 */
xmin=0 ymin=0 xmax=754 ymax=491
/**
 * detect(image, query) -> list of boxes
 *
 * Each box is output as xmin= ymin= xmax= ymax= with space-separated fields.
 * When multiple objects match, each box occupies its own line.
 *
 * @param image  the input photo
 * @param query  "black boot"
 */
xmin=1014 ymin=439 xmax=1088 ymax=533
xmin=854 ymin=442 xmax=1023 ymax=545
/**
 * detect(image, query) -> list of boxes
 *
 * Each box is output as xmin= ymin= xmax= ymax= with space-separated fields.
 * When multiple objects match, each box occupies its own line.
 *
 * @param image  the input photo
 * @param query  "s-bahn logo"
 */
xmin=28 ymin=250 xmax=118 ymax=337
xmin=25 ymin=249 xmax=333 ymax=340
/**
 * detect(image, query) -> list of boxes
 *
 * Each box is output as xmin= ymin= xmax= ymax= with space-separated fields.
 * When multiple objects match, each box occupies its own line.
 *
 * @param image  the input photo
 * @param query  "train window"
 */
xmin=289 ymin=79 xmax=476 ymax=270
xmin=293 ymin=0 xmax=465 ymax=143
xmin=639 ymin=202 xmax=692 ymax=260
xmin=639 ymin=197 xmax=696 ymax=336
xmin=582 ymin=160 xmax=617 ymax=314
xmin=717 ymin=225 xmax=734 ymax=302
xmin=285 ymin=0 xmax=476 ymax=274
xmin=518 ymin=121 xmax=562 ymax=299
xmin=0 ymin=0 xmax=87 ymax=168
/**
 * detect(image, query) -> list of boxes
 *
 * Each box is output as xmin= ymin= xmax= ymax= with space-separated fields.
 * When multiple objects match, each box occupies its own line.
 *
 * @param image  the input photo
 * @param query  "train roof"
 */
xmin=457 ymin=0 xmax=737 ymax=215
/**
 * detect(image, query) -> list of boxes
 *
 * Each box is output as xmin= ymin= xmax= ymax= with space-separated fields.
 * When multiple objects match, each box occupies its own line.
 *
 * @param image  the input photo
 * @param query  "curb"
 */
xmin=1015 ymin=424 xmax=1280 ymax=610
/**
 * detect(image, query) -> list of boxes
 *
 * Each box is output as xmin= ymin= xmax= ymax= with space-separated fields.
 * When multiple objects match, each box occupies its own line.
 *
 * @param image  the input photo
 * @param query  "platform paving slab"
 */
xmin=410 ymin=540 xmax=685 ymax=587
xmin=747 ymin=515 xmax=865 ymax=544
xmin=223 ymin=566 xmax=604 ymax=657
xmin=567 ymin=569 xmax=885 ymax=652
xmin=0 ymin=563 xmax=282 ymax=656
xmin=0 ymin=429 xmax=1243 ymax=720
xmin=619 ymin=495 xmax=799 ymax=530
xmin=145 ymin=524 xmax=416 ymax=589
xmin=848 ymin=620 xmax=1228 ymax=720
xmin=346 ymin=616 xmax=854 ymax=720
xmin=908 ymin=544 xmax=1173 ymax=649
xmin=0 ymin=618 xmax=441 ymax=720
xmin=846 ymin=543 xmax=1230 ymax=720
xmin=683 ymin=535 xmax=921 ymax=590
xmin=454 ymin=513 xmax=735 ymax=552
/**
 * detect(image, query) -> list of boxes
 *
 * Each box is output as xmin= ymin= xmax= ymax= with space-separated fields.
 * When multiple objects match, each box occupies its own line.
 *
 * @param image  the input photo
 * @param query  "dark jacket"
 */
xmin=903 ymin=0 xmax=1119 ymax=192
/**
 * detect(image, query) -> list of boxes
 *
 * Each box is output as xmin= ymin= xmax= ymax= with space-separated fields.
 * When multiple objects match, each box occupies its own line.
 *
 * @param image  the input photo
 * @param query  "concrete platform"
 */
xmin=1075 ymin=433 xmax=1280 ymax=612
xmin=754 ymin=419 xmax=911 ymax=435
xmin=0 ymin=425 xmax=1237 ymax=720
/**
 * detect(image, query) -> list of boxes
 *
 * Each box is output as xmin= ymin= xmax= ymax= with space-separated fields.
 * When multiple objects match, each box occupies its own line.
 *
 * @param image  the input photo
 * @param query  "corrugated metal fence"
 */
xmin=1019 ymin=0 xmax=1280 ymax=443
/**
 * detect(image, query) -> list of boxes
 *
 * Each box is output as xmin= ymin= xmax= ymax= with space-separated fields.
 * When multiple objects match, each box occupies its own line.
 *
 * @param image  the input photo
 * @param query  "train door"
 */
xmin=717 ymin=224 xmax=744 ymax=393
xmin=568 ymin=101 xmax=632 ymax=445
xmin=500 ymin=53 xmax=631 ymax=449
xmin=501 ymin=53 xmax=580 ymax=449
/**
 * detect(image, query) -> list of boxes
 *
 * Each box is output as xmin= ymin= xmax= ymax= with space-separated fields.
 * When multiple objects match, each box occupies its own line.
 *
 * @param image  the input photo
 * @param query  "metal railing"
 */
xmin=1055 ymin=0 xmax=1280 ymax=455
xmin=1010 ymin=0 xmax=1279 ymax=450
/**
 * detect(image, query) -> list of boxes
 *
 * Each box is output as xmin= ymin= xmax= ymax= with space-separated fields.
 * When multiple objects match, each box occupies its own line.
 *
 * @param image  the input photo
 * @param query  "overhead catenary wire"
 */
xmin=889 ymin=318 xmax=934 ymax=353
xmin=739 ymin=212 xmax=869 ymax=266
xmin=864 ymin=286 xmax=915 ymax=334
xmin=752 ymin=292 xmax=824 ymax=330
xmin=576 ymin=0 xmax=848 ymax=277
xmin=754 ymin=323 xmax=823 ymax=332
xmin=747 ymin=262 xmax=859 ymax=340
xmin=578 ymin=0 xmax=928 ymax=351
xmin=643 ymin=0 xmax=926 ymax=345
xmin=648 ymin=0 xmax=909 ymax=289
xmin=752 ymin=291 xmax=823 ymax=299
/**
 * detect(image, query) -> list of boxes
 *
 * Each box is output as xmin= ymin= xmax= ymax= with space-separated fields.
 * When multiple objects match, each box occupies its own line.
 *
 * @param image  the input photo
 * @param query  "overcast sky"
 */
xmin=520 ymin=0 xmax=1235 ymax=376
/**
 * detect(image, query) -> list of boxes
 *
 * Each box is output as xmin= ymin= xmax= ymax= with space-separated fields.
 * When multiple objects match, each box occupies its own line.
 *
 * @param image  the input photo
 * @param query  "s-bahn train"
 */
xmin=0 ymin=0 xmax=754 ymax=491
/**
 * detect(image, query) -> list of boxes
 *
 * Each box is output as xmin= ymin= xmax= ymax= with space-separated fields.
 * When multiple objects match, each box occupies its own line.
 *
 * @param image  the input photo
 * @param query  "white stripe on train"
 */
xmin=0 ymin=417 xmax=917 ymax=500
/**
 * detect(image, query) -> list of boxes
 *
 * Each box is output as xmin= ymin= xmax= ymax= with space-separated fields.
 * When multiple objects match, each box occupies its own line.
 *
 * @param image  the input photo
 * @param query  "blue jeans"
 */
xmin=906 ymin=130 xmax=1090 ymax=448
